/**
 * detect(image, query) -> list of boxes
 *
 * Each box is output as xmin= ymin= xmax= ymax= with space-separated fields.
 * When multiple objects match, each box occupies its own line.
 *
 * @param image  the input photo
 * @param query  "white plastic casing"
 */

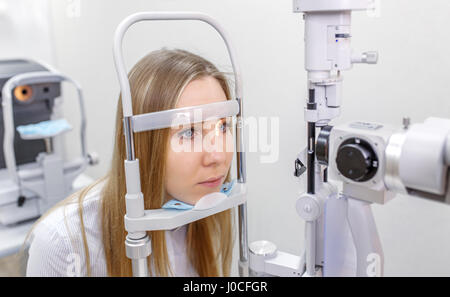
xmin=304 ymin=13 xmax=352 ymax=72
xmin=397 ymin=117 xmax=450 ymax=195
xmin=304 ymin=74 xmax=343 ymax=126
xmin=296 ymin=0 xmax=378 ymax=126
xmin=293 ymin=0 xmax=372 ymax=12
xmin=301 ymin=10 xmax=353 ymax=126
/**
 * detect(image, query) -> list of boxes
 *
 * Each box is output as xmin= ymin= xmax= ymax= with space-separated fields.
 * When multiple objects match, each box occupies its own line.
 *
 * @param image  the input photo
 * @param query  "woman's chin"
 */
xmin=188 ymin=191 xmax=220 ymax=205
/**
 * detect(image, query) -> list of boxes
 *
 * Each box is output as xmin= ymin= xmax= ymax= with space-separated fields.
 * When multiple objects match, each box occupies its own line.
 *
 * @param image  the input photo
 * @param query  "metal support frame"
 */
xmin=112 ymin=12 xmax=248 ymax=277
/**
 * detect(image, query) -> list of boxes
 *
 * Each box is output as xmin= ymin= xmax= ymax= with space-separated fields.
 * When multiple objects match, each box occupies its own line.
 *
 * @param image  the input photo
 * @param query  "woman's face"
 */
xmin=164 ymin=76 xmax=234 ymax=205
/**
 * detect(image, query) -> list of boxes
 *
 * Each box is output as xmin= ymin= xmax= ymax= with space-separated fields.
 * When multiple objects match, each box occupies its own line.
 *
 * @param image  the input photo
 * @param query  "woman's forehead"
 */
xmin=176 ymin=76 xmax=227 ymax=108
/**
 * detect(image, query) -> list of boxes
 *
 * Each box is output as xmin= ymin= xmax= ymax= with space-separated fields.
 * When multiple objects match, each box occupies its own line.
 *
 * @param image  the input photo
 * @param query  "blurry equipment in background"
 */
xmin=0 ymin=59 xmax=98 ymax=226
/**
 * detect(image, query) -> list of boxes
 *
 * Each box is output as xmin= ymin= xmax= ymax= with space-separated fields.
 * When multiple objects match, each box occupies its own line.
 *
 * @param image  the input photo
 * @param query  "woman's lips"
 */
xmin=198 ymin=175 xmax=224 ymax=188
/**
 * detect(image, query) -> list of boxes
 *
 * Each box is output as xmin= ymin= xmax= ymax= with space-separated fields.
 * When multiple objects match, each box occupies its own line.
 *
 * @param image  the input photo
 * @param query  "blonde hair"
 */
xmin=25 ymin=49 xmax=235 ymax=277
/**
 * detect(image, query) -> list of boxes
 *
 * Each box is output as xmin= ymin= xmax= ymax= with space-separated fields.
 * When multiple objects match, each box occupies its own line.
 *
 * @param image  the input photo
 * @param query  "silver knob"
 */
xmin=362 ymin=51 xmax=378 ymax=64
xmin=402 ymin=117 xmax=411 ymax=130
xmin=249 ymin=240 xmax=277 ymax=258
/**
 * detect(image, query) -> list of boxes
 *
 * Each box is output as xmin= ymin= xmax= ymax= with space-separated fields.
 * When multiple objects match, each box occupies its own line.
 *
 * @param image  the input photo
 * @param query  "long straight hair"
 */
xmin=26 ymin=49 xmax=235 ymax=277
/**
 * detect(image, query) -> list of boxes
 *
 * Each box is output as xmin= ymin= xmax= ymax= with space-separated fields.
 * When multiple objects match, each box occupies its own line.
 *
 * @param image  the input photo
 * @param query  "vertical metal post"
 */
xmin=306 ymin=88 xmax=317 ymax=276
xmin=235 ymin=97 xmax=249 ymax=276
xmin=307 ymin=122 xmax=316 ymax=195
xmin=123 ymin=117 xmax=151 ymax=277
xmin=123 ymin=117 xmax=135 ymax=161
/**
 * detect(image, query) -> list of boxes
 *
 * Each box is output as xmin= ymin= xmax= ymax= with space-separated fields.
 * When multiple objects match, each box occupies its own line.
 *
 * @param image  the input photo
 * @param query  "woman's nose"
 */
xmin=201 ymin=129 xmax=229 ymax=165
xmin=202 ymin=149 xmax=227 ymax=166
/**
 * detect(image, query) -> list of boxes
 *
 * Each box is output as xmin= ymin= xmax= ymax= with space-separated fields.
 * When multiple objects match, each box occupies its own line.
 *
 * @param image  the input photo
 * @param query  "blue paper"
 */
xmin=162 ymin=179 xmax=236 ymax=210
xmin=220 ymin=179 xmax=235 ymax=196
xmin=162 ymin=199 xmax=193 ymax=210
xmin=16 ymin=118 xmax=72 ymax=138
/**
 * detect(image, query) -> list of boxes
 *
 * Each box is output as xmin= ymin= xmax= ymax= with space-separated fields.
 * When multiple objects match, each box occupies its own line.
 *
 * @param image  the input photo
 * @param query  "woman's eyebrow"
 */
xmin=170 ymin=122 xmax=200 ymax=132
xmin=170 ymin=117 xmax=228 ymax=133
xmin=203 ymin=117 xmax=227 ymax=128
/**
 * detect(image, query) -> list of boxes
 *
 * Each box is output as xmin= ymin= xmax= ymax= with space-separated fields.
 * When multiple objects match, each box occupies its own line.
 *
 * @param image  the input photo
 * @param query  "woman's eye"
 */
xmin=219 ymin=121 xmax=230 ymax=133
xmin=179 ymin=127 xmax=198 ymax=139
xmin=178 ymin=121 xmax=229 ymax=140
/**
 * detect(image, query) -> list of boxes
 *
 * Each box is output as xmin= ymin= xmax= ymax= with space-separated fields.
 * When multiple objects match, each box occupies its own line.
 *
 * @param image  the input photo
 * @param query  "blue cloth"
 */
xmin=162 ymin=179 xmax=236 ymax=210
xmin=16 ymin=118 xmax=72 ymax=139
xmin=220 ymin=179 xmax=235 ymax=196
xmin=162 ymin=199 xmax=193 ymax=210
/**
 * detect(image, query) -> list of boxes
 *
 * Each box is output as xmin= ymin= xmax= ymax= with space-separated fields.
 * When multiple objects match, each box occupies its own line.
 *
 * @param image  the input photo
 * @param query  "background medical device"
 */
xmin=0 ymin=60 xmax=59 ymax=169
xmin=113 ymin=12 xmax=248 ymax=277
xmin=0 ymin=59 xmax=98 ymax=225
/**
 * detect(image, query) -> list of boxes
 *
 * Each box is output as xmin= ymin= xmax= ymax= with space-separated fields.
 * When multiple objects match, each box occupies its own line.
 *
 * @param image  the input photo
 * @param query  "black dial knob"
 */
xmin=336 ymin=138 xmax=378 ymax=182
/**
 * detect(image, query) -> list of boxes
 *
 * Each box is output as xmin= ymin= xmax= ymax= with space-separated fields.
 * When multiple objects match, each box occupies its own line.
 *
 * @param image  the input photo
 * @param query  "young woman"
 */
xmin=25 ymin=49 xmax=236 ymax=277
